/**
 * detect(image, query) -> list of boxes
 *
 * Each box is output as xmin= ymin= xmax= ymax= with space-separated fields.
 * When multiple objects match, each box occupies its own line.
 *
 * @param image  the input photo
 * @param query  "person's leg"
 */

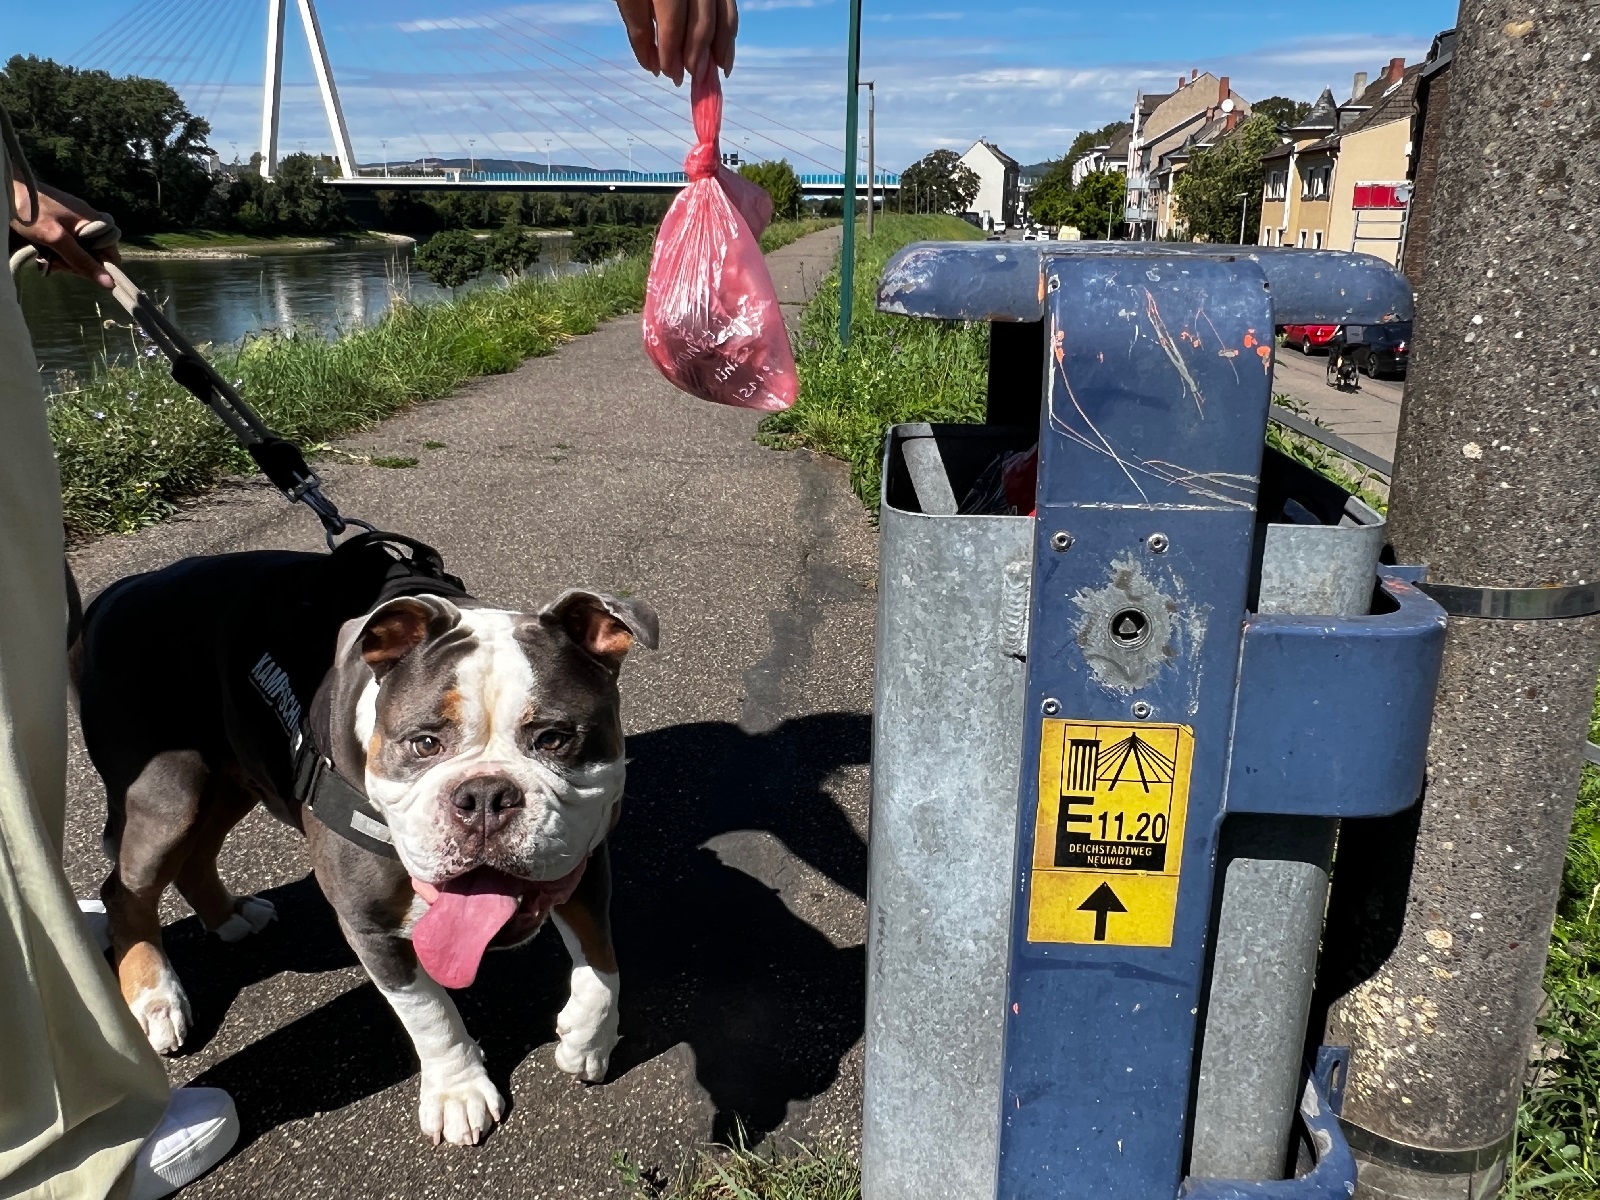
xmin=0 ymin=228 xmax=170 ymax=1196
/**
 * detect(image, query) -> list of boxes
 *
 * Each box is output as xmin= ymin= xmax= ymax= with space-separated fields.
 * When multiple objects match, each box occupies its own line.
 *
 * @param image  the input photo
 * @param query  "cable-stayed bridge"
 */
xmin=71 ymin=0 xmax=898 ymax=198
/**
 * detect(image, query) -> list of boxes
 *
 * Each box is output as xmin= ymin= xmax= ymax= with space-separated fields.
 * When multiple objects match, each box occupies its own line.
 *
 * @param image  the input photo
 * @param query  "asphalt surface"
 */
xmin=1270 ymin=342 xmax=1405 ymax=464
xmin=61 ymin=227 xmax=874 ymax=1197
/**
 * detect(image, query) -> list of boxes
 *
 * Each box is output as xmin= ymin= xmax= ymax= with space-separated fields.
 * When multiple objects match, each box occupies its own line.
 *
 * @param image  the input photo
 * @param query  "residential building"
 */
xmin=1147 ymin=103 xmax=1248 ymax=239
xmin=1257 ymin=57 xmax=1421 ymax=265
xmin=1401 ymin=29 xmax=1458 ymax=283
xmin=1258 ymin=90 xmax=1339 ymax=248
xmin=1123 ymin=71 xmax=1249 ymax=238
xmin=1071 ymin=123 xmax=1131 ymax=187
xmin=959 ymin=140 xmax=1022 ymax=229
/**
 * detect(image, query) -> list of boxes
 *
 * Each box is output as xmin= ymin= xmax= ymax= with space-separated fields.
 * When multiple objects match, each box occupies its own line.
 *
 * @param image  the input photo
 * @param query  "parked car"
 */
xmin=1326 ymin=322 xmax=1412 ymax=379
xmin=1280 ymin=323 xmax=1340 ymax=355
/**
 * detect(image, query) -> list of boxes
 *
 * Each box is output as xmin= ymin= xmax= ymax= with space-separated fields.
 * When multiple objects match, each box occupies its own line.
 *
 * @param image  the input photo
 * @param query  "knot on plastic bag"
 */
xmin=684 ymin=141 xmax=720 ymax=180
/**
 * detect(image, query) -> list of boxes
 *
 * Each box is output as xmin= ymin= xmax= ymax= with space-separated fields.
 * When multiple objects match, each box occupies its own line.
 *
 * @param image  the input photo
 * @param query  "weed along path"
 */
xmin=59 ymin=228 xmax=876 ymax=1198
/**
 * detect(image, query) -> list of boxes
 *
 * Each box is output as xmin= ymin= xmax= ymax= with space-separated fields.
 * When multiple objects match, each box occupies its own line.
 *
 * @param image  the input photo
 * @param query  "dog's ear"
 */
xmin=356 ymin=597 xmax=460 ymax=679
xmin=541 ymin=591 xmax=659 ymax=669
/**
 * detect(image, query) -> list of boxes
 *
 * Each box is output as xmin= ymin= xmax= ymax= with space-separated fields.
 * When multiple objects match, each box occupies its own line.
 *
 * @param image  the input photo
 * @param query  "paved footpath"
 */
xmin=62 ymin=227 xmax=871 ymax=1198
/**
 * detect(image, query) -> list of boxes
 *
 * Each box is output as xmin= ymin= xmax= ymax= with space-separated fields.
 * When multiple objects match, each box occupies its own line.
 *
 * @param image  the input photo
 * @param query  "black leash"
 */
xmin=14 ymin=230 xmax=366 ymax=548
xmin=107 ymin=260 xmax=369 ymax=548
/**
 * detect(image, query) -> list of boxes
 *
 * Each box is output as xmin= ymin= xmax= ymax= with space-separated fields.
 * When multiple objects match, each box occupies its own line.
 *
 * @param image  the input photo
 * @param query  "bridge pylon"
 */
xmin=259 ymin=0 xmax=356 ymax=180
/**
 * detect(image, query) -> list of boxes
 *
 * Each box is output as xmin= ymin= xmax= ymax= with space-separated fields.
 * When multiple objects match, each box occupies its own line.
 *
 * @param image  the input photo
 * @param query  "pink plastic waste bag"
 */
xmin=642 ymin=66 xmax=798 ymax=412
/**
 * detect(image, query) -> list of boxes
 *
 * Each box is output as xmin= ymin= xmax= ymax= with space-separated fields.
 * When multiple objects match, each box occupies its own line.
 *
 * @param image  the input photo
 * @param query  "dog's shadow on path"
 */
xmin=181 ymin=712 xmax=870 ymax=1152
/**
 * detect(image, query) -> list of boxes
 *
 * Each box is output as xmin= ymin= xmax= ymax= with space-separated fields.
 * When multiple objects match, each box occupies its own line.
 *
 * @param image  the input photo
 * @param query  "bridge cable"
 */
xmin=70 ymin=0 xmax=181 ymax=69
xmin=168 ymin=0 xmax=253 ymax=120
xmin=491 ymin=14 xmax=845 ymax=160
xmin=427 ymin=35 xmax=599 ymax=170
xmin=193 ymin=0 xmax=263 ymax=132
xmin=484 ymin=14 xmax=693 ymax=165
xmin=460 ymin=20 xmax=659 ymax=165
xmin=452 ymin=24 xmax=637 ymax=168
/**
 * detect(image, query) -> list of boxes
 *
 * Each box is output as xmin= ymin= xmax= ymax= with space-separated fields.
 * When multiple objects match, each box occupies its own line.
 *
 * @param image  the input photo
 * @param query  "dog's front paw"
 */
xmin=554 ymin=969 xmax=619 ymax=1083
xmin=212 ymin=894 xmax=278 ymax=943
xmin=419 ymin=1064 xmax=504 ymax=1147
xmin=128 ymin=969 xmax=192 ymax=1055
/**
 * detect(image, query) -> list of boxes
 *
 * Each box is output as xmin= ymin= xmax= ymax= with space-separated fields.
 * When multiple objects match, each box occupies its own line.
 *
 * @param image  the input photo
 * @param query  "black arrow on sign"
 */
xmin=1078 ymin=882 xmax=1128 ymax=942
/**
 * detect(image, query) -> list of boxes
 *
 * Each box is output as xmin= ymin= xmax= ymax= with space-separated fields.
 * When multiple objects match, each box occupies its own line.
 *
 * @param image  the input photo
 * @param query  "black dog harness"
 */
xmin=234 ymin=531 xmax=472 ymax=861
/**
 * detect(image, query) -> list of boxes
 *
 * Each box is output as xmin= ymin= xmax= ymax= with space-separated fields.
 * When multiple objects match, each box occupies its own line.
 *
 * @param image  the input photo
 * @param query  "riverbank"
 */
xmin=50 ymin=217 xmax=836 ymax=537
xmin=51 ymin=253 xmax=648 ymax=535
xmin=119 ymin=230 xmax=414 ymax=260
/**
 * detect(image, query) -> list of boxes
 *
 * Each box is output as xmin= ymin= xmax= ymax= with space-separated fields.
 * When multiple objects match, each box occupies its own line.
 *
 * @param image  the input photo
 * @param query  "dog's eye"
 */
xmin=410 ymin=735 xmax=443 ymax=758
xmin=533 ymin=729 xmax=572 ymax=754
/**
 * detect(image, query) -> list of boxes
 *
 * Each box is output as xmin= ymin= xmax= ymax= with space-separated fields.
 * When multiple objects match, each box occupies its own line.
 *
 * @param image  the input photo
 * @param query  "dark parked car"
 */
xmin=1327 ymin=321 xmax=1411 ymax=379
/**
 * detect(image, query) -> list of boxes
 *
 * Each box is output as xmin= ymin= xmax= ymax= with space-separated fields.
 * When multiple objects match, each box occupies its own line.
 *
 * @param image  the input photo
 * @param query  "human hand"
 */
xmin=616 ymin=0 xmax=737 ymax=85
xmin=9 ymin=178 xmax=118 ymax=288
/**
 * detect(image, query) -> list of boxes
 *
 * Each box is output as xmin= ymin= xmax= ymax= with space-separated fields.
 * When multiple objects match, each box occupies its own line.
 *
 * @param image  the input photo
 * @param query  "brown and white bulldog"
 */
xmin=73 ymin=537 xmax=656 ymax=1145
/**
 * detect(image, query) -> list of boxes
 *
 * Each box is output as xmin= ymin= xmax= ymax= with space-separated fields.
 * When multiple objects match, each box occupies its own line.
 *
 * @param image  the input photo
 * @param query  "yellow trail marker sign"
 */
xmin=1027 ymin=719 xmax=1195 ymax=947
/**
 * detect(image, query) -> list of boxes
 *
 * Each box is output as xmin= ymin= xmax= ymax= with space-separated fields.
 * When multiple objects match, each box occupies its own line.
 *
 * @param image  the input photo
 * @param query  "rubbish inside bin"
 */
xmin=959 ymin=444 xmax=1038 ymax=515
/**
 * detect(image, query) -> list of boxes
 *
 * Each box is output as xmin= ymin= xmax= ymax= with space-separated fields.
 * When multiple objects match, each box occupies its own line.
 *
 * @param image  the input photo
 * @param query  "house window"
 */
xmin=1263 ymin=170 xmax=1288 ymax=202
xmin=1298 ymin=230 xmax=1307 ymax=248
xmin=1313 ymin=231 xmax=1324 ymax=249
xmin=1301 ymin=165 xmax=1331 ymax=200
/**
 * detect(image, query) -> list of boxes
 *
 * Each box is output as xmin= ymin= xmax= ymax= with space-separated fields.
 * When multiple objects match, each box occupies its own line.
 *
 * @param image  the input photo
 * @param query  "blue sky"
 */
xmin=7 ymin=0 xmax=1459 ymax=174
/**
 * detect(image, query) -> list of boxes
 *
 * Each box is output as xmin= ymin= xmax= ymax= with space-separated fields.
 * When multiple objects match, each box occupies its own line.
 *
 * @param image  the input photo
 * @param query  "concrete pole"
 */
xmin=258 ymin=0 xmax=286 ymax=178
xmin=295 ymin=0 xmax=357 ymax=177
xmin=1320 ymin=7 xmax=1600 ymax=1197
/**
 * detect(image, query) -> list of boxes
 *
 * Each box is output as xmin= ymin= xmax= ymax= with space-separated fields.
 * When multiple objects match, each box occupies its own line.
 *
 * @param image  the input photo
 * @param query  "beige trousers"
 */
xmin=0 ymin=144 xmax=169 ymax=1200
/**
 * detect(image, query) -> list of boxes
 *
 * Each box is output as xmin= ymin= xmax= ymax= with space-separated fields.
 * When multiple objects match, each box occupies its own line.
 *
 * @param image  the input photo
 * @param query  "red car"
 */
xmin=1280 ymin=323 xmax=1340 ymax=354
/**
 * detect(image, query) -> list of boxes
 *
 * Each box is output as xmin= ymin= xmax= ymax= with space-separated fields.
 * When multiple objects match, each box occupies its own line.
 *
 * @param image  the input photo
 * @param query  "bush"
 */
xmin=414 ymin=229 xmax=487 ymax=289
xmin=738 ymin=159 xmax=803 ymax=221
xmin=571 ymin=223 xmax=656 ymax=263
xmin=486 ymin=226 xmax=541 ymax=277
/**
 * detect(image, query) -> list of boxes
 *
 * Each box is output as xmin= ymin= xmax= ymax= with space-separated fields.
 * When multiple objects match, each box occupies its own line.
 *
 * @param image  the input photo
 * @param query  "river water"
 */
xmin=15 ymin=239 xmax=579 ymax=384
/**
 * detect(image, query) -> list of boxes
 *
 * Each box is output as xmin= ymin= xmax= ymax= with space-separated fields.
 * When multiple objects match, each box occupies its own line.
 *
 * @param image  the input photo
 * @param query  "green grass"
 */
xmin=1509 ymin=688 xmax=1600 ymax=1198
xmin=49 ymin=253 xmax=649 ymax=536
xmin=613 ymin=1138 xmax=858 ymax=1200
xmin=757 ymin=213 xmax=986 ymax=509
xmin=1267 ymin=392 xmax=1390 ymax=513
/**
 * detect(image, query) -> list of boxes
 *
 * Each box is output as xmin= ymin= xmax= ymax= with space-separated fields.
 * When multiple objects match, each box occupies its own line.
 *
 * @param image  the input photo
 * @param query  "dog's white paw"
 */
xmin=213 ymin=894 xmax=277 ymax=943
xmin=129 ymin=969 xmax=191 ymax=1055
xmin=418 ymin=1063 xmax=504 ymax=1147
xmin=554 ymin=968 xmax=619 ymax=1083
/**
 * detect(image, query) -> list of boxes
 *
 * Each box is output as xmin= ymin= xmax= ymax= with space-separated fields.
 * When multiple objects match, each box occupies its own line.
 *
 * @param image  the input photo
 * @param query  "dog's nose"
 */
xmin=449 ymin=776 xmax=525 ymax=832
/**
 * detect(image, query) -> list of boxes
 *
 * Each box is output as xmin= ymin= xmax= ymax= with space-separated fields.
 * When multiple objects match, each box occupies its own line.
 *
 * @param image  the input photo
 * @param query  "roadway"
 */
xmin=1270 ymin=340 xmax=1405 ymax=465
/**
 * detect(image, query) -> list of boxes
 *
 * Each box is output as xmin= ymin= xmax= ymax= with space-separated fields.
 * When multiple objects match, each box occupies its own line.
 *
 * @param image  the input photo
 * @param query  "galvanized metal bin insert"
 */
xmin=864 ymin=424 xmax=1033 ymax=1200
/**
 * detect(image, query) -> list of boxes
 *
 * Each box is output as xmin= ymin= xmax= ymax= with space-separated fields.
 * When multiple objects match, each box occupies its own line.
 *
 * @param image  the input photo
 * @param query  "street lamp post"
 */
xmin=1236 ymin=191 xmax=1249 ymax=244
xmin=381 ymin=138 xmax=388 ymax=178
xmin=627 ymin=137 xmax=634 ymax=174
xmin=469 ymin=138 xmax=476 ymax=175
xmin=545 ymin=138 xmax=552 ymax=175
xmin=858 ymin=80 xmax=875 ymax=237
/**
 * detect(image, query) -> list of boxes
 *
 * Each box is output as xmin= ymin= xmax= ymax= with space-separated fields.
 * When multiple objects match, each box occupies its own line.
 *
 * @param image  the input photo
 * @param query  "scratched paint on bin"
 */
xmin=1027 ymin=719 xmax=1193 ymax=946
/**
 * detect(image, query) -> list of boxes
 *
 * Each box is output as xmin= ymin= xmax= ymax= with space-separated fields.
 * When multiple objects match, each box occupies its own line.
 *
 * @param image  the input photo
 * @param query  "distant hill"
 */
xmin=1019 ymin=160 xmax=1056 ymax=181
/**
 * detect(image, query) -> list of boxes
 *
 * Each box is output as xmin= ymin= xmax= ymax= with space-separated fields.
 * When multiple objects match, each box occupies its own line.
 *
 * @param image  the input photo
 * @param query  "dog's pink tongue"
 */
xmin=412 ymin=869 xmax=522 ymax=989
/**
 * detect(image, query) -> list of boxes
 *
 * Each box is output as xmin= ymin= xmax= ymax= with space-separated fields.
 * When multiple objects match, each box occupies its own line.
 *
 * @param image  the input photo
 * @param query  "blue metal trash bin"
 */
xmin=862 ymin=243 xmax=1446 ymax=1200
